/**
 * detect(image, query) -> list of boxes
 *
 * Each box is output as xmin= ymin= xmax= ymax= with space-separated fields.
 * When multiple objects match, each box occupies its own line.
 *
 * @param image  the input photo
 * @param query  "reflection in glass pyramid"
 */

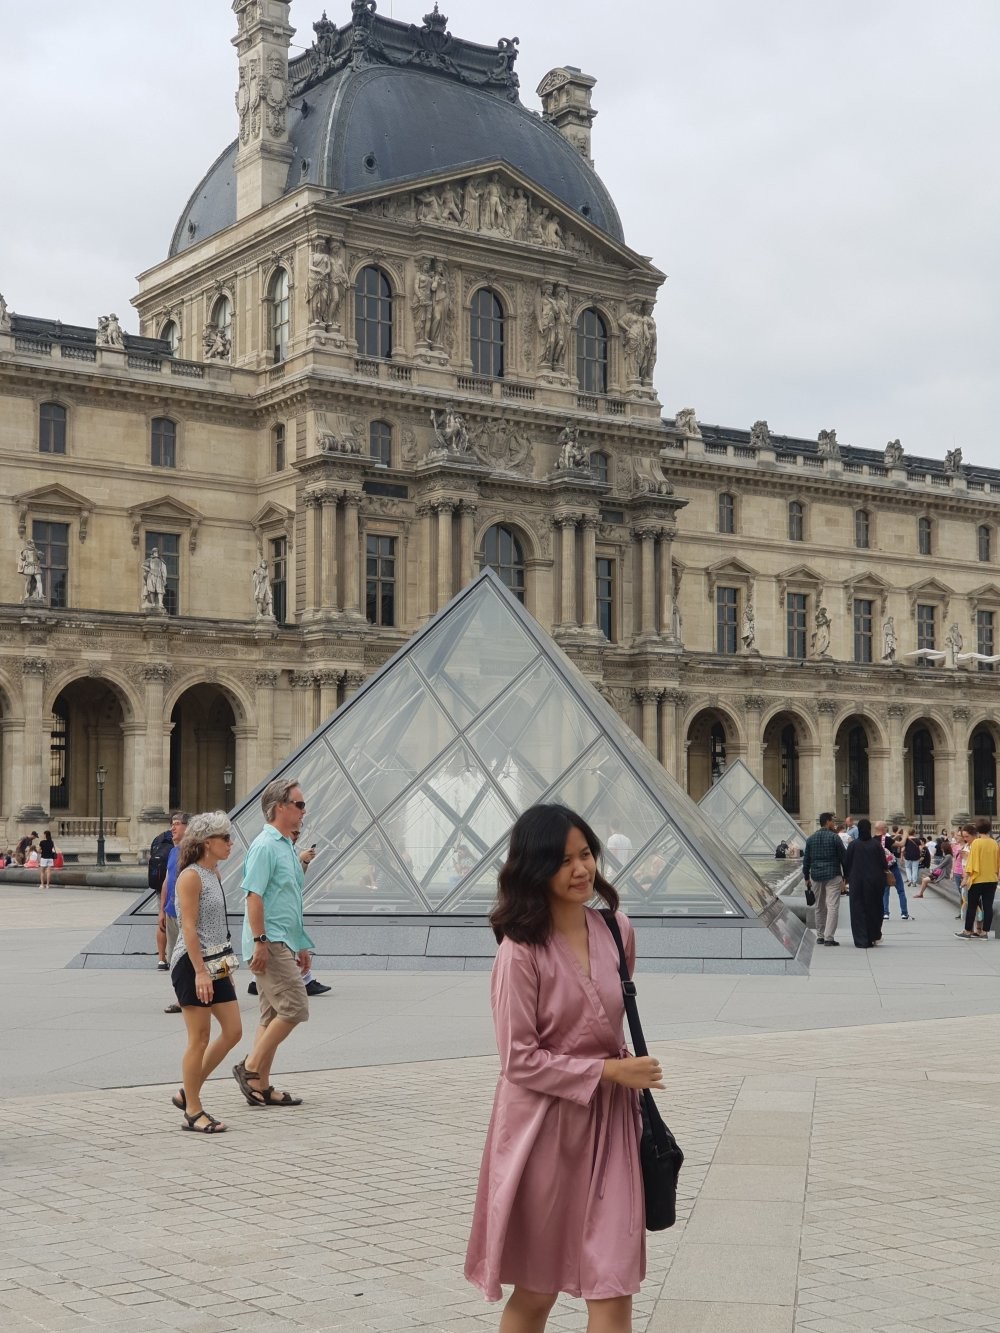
xmin=698 ymin=759 xmax=805 ymax=859
xmin=200 ymin=570 xmax=799 ymax=940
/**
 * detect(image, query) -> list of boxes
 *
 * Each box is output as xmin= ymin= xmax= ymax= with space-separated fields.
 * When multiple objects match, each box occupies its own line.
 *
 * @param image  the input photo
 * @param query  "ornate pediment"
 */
xmin=907 ymin=576 xmax=953 ymax=612
xmin=705 ymin=557 xmax=756 ymax=599
xmin=843 ymin=569 xmax=892 ymax=615
xmin=16 ymin=483 xmax=95 ymax=542
xmin=251 ymin=502 xmax=295 ymax=551
xmin=127 ymin=495 xmax=204 ymax=552
xmin=776 ymin=564 xmax=825 ymax=605
xmin=966 ymin=582 xmax=1000 ymax=613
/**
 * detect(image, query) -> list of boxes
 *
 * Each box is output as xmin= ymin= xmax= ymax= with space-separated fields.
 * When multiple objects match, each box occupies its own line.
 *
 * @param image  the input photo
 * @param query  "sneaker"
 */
xmin=825 ymin=939 xmax=840 ymax=946
xmin=156 ymin=960 xmax=169 ymax=971
xmin=305 ymin=979 xmax=332 ymax=996
xmin=883 ymin=913 xmax=890 ymax=919
xmin=902 ymin=914 xmax=910 ymax=920
xmin=247 ymin=981 xmax=258 ymax=996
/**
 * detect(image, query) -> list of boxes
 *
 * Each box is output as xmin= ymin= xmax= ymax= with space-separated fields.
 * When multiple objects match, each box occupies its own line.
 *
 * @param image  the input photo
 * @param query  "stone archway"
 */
xmin=904 ymin=718 xmax=941 ymax=831
xmin=762 ymin=710 xmax=808 ymax=817
xmin=169 ymin=684 xmax=237 ymax=813
xmin=686 ymin=707 xmax=741 ymax=802
xmin=835 ymin=714 xmax=876 ymax=817
xmin=970 ymin=722 xmax=999 ymax=817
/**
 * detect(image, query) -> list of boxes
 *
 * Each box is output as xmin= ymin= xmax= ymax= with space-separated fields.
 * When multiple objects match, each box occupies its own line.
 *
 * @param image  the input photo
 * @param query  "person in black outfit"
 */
xmin=845 ymin=818 xmax=888 ymax=948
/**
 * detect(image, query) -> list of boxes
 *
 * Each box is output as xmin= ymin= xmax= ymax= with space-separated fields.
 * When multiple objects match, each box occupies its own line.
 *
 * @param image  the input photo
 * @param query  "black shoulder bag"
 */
xmin=599 ymin=909 xmax=684 ymax=1230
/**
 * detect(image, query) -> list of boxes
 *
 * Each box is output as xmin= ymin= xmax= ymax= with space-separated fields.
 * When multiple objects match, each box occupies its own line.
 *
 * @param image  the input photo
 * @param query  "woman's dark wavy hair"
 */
xmin=490 ymin=804 xmax=619 ymax=945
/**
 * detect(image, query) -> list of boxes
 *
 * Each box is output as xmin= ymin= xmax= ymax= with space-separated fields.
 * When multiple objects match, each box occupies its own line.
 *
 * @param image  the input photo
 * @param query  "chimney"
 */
xmin=536 ymin=66 xmax=598 ymax=167
xmin=232 ymin=0 xmax=296 ymax=219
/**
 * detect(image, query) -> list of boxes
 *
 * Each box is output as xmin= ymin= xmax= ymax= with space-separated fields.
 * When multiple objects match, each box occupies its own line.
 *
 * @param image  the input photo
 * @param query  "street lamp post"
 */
xmin=841 ymin=780 xmax=850 ymax=816
xmin=223 ymin=763 xmax=233 ymax=811
xmin=987 ymin=780 xmax=996 ymax=818
xmin=96 ymin=764 xmax=107 ymax=867
xmin=916 ymin=779 xmax=925 ymax=836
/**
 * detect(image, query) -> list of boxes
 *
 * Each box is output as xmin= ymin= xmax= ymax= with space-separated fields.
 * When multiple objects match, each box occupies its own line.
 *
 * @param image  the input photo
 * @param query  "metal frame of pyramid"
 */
xmin=77 ymin=571 xmax=810 ymax=974
xmin=698 ymin=759 xmax=806 ymax=860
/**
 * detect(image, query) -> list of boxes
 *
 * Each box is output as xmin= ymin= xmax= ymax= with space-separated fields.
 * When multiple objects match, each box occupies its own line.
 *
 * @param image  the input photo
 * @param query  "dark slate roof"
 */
xmin=10 ymin=313 xmax=172 ymax=356
xmin=169 ymin=8 xmax=622 ymax=256
xmin=666 ymin=417 xmax=1000 ymax=488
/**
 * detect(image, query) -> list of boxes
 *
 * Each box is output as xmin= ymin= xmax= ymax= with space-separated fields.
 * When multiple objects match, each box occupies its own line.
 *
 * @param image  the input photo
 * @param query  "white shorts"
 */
xmin=39 ymin=858 xmax=54 ymax=868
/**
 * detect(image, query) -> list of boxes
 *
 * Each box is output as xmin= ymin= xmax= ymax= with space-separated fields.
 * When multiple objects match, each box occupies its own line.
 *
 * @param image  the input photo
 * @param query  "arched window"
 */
xmin=211 ymin=294 xmax=233 ymax=348
xmin=50 ymin=695 xmax=69 ymax=810
xmin=855 ymin=508 xmax=870 ymax=549
xmin=482 ymin=524 xmax=525 ymax=603
xmin=160 ymin=320 xmax=179 ymax=354
xmin=912 ymin=726 xmax=935 ymax=819
xmin=39 ymin=402 xmax=67 ymax=455
xmin=972 ymin=727 xmax=997 ymax=815
xmin=470 ymin=288 xmax=504 ymax=378
xmin=589 ymin=450 xmax=609 ymax=484
xmin=978 ymin=524 xmax=992 ymax=563
xmin=918 ymin=515 xmax=932 ymax=555
xmin=847 ymin=725 xmax=869 ymax=814
xmin=788 ymin=500 xmax=804 ymax=542
xmin=369 ymin=420 xmax=392 ymax=466
xmin=354 ymin=266 xmax=392 ymax=359
xmin=576 ymin=308 xmax=608 ymax=394
xmin=780 ymin=723 xmax=799 ymax=813
xmin=151 ymin=417 xmax=176 ymax=468
xmin=269 ymin=269 xmax=290 ymax=363
xmin=718 ymin=492 xmax=735 ymax=534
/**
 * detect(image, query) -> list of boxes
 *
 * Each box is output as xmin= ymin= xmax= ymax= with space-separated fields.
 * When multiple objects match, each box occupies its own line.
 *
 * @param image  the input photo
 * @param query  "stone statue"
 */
xmin=741 ymin=600 xmax=756 ymax=653
xmin=142 ymin=547 xmax=168 ymax=611
xmin=412 ymin=259 xmax=433 ymax=343
xmin=882 ymin=616 xmax=897 ymax=664
xmin=252 ymin=557 xmax=274 ymax=618
xmin=482 ymin=173 xmax=508 ymax=232
xmin=554 ymin=424 xmax=587 ymax=471
xmin=430 ymin=405 xmax=471 ymax=455
xmin=307 ymin=240 xmax=334 ymax=326
xmin=811 ymin=605 xmax=832 ymax=657
xmin=509 ymin=189 xmax=529 ymax=240
xmin=415 ymin=189 xmax=443 ymax=223
xmin=439 ymin=183 xmax=463 ymax=224
xmin=537 ymin=283 xmax=560 ymax=371
xmin=18 ymin=541 xmax=44 ymax=601
xmin=944 ymin=447 xmax=963 ymax=474
xmin=96 ymin=313 xmax=125 ymax=348
xmin=462 ymin=177 xmax=481 ymax=229
xmin=749 ymin=419 xmax=771 ymax=450
xmin=673 ymin=407 xmax=700 ymax=438
xmin=428 ymin=258 xmax=449 ymax=347
xmin=945 ymin=622 xmax=963 ymax=668
xmin=0 ymin=292 xmax=10 ymax=331
xmin=202 ymin=322 xmax=231 ymax=361
xmin=884 ymin=439 xmax=904 ymax=467
xmin=671 ymin=600 xmax=683 ymax=643
xmin=539 ymin=209 xmax=562 ymax=248
xmin=817 ymin=429 xmax=840 ymax=460
xmin=621 ymin=301 xmax=657 ymax=383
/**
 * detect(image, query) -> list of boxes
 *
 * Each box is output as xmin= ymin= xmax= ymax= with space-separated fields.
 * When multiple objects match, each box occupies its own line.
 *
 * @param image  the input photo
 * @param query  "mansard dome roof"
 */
xmin=169 ymin=8 xmax=623 ymax=256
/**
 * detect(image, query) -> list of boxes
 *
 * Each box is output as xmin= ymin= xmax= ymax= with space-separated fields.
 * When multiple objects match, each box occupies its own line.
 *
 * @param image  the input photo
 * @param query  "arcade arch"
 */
xmin=169 ymin=684 xmax=238 ymax=813
xmin=686 ymin=706 xmax=743 ymax=801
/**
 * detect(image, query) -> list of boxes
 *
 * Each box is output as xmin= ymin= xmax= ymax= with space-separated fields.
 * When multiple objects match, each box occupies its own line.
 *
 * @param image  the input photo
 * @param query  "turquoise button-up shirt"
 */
xmin=240 ymin=823 xmax=314 ymax=961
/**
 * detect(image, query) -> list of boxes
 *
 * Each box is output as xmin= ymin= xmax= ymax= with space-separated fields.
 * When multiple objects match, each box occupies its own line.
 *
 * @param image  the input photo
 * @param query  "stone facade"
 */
xmin=1 ymin=5 xmax=998 ymax=857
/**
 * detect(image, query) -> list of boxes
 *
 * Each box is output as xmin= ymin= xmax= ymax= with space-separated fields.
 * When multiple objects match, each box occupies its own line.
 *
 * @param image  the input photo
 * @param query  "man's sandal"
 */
xmin=259 ymin=1086 xmax=303 ymax=1107
xmin=182 ymin=1110 xmax=225 ymax=1133
xmin=232 ymin=1059 xmax=267 ymax=1106
xmin=171 ymin=1088 xmax=186 ymax=1110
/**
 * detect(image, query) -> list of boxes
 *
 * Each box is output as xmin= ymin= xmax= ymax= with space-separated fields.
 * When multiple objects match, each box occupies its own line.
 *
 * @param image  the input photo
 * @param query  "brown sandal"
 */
xmin=232 ymin=1060 xmax=267 ymax=1106
xmin=260 ymin=1086 xmax=303 ymax=1107
xmin=182 ymin=1110 xmax=225 ymax=1133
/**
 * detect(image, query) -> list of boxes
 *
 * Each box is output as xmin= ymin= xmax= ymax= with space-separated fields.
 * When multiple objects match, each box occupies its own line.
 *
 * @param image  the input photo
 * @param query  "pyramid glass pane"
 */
xmin=156 ymin=571 xmax=803 ymax=961
xmin=699 ymin=759 xmax=804 ymax=859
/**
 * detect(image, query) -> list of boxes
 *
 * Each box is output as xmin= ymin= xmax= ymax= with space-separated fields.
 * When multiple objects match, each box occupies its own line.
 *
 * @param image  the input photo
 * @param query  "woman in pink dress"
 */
xmin=465 ymin=804 xmax=664 ymax=1333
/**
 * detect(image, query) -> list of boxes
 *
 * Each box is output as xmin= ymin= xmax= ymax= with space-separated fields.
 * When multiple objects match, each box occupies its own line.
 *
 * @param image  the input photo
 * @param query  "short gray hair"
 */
xmin=261 ymin=777 xmax=300 ymax=823
xmin=178 ymin=811 xmax=232 ymax=870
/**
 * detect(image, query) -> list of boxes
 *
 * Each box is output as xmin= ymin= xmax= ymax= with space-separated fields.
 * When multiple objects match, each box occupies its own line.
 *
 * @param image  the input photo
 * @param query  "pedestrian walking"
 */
xmin=233 ymin=777 xmax=312 ymax=1109
xmin=845 ymin=819 xmax=888 ymax=947
xmin=956 ymin=817 xmax=999 ymax=939
xmin=902 ymin=829 xmax=920 ymax=886
xmin=465 ymin=804 xmax=663 ymax=1330
xmin=160 ymin=813 xmax=190 ymax=1013
xmin=803 ymin=812 xmax=847 ymax=945
xmin=169 ymin=811 xmax=242 ymax=1134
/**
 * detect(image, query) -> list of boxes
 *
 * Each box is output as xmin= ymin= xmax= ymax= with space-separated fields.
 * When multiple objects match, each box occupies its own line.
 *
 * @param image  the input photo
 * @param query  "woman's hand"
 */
xmin=602 ymin=1055 xmax=664 ymax=1090
xmin=194 ymin=968 xmax=213 ymax=1004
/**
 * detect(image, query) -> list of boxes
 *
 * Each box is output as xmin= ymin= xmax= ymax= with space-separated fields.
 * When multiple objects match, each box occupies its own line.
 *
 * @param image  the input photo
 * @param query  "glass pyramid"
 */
xmin=209 ymin=570 xmax=795 ymax=925
xmin=698 ymin=759 xmax=805 ymax=860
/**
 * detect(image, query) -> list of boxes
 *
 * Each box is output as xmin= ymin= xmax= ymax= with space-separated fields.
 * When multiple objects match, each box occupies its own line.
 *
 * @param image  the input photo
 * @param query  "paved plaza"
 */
xmin=3 ymin=883 xmax=1000 ymax=1331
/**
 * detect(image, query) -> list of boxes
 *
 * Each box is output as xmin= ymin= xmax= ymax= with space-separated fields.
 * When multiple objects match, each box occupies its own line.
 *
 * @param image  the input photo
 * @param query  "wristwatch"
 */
xmin=252 ymin=933 xmax=268 ymax=943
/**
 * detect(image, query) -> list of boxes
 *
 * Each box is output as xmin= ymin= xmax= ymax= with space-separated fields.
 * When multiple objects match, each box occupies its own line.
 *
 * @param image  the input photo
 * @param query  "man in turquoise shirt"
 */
xmin=233 ymin=776 xmax=314 ymax=1108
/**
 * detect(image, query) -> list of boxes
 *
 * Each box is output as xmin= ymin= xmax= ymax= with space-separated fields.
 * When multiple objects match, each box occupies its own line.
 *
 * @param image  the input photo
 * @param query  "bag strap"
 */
xmin=214 ymin=869 xmax=232 ymax=945
xmin=599 ymin=908 xmax=648 ymax=1058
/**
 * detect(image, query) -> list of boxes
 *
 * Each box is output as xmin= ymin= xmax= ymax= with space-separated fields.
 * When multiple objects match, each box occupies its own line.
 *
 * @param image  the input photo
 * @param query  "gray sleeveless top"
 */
xmin=170 ymin=864 xmax=229 ymax=967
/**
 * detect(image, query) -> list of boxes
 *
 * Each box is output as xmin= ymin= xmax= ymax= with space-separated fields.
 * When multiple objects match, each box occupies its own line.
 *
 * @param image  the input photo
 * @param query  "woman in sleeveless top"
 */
xmin=170 ymin=810 xmax=242 ymax=1133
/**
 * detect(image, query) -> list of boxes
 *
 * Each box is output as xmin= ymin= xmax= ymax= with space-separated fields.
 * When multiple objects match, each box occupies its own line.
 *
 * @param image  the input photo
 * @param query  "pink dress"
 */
xmin=465 ymin=907 xmax=644 ymax=1302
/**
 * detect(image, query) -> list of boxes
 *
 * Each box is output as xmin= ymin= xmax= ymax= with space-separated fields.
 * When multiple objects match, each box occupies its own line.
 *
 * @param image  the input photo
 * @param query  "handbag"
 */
xmin=200 ymin=874 xmax=240 ymax=979
xmin=804 ymin=885 xmax=816 ymax=907
xmin=599 ymin=908 xmax=684 ymax=1231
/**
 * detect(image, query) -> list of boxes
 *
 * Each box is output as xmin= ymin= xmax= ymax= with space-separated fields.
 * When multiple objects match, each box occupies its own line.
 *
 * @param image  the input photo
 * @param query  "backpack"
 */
xmin=147 ymin=831 xmax=173 ymax=890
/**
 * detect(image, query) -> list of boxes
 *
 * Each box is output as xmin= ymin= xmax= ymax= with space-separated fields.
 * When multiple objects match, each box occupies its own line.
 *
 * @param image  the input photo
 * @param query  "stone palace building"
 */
xmin=2 ymin=0 xmax=999 ymax=858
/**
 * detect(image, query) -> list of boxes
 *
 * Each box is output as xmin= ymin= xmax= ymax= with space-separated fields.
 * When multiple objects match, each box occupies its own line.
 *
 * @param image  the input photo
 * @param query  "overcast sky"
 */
xmin=4 ymin=1 xmax=998 ymax=463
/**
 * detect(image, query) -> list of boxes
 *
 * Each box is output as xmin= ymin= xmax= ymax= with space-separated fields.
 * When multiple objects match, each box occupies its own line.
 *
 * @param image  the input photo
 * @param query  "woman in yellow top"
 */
xmin=956 ymin=817 xmax=1000 ymax=939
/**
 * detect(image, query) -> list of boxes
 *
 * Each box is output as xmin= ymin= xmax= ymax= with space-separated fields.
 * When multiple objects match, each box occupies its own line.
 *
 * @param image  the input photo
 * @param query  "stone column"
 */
xmin=815 ymin=699 xmax=839 ymax=818
xmin=636 ymin=688 xmax=661 ymax=756
xmin=304 ymin=494 xmax=322 ymax=615
xmin=139 ymin=663 xmax=170 ymax=821
xmin=18 ymin=657 xmax=48 ymax=819
xmin=883 ymin=703 xmax=907 ymax=819
xmin=318 ymin=669 xmax=342 ymax=721
xmin=797 ymin=743 xmax=821 ymax=829
xmin=950 ymin=706 xmax=972 ymax=821
xmin=580 ymin=515 xmax=599 ymax=633
xmin=320 ymin=492 xmax=339 ymax=613
xmin=743 ymin=694 xmax=765 ymax=782
xmin=634 ymin=526 xmax=656 ymax=638
xmin=458 ymin=501 xmax=478 ymax=587
xmin=254 ymin=670 xmax=279 ymax=783
xmin=342 ymin=495 xmax=362 ymax=616
xmin=289 ymin=671 xmax=316 ymax=748
xmin=435 ymin=500 xmax=456 ymax=610
xmin=663 ymin=689 xmax=688 ymax=786
xmin=416 ymin=503 xmax=435 ymax=622
xmin=122 ymin=721 xmax=144 ymax=840
xmin=234 ymin=723 xmax=255 ymax=800
xmin=557 ymin=516 xmax=578 ymax=629
xmin=657 ymin=530 xmax=676 ymax=640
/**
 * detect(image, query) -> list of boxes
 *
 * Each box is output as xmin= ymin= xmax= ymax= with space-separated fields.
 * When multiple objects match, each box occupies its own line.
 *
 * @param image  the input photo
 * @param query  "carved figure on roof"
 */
xmin=438 ymin=183 xmax=463 ymax=224
xmin=621 ymin=301 xmax=656 ymax=383
xmin=881 ymin=615 xmax=897 ymax=664
xmin=509 ymin=189 xmax=529 ymax=241
xmin=409 ymin=4 xmax=457 ymax=70
xmin=817 ymin=428 xmax=840 ymax=460
xmin=96 ymin=313 xmax=125 ymax=348
xmin=232 ymin=0 xmax=260 ymax=34
xmin=538 ymin=208 xmax=562 ymax=248
xmin=349 ymin=0 xmax=381 ymax=66
xmin=554 ymin=424 xmax=588 ymax=472
xmin=749 ymin=419 xmax=771 ymax=450
xmin=202 ymin=321 xmax=231 ymax=361
xmin=944 ymin=447 xmax=963 ymax=475
xmin=462 ymin=177 xmax=482 ymax=230
xmin=673 ymin=407 xmax=700 ymax=439
xmin=884 ymin=439 xmax=904 ymax=468
xmin=491 ymin=35 xmax=521 ymax=97
xmin=416 ymin=190 xmax=443 ymax=223
xmin=430 ymin=405 xmax=471 ymax=456
xmin=811 ymin=605 xmax=832 ymax=658
xmin=252 ymin=557 xmax=274 ymax=619
xmin=482 ymin=174 xmax=509 ymax=233
xmin=313 ymin=10 xmax=339 ymax=60
xmin=0 ymin=292 xmax=9 ymax=331
xmin=18 ymin=540 xmax=44 ymax=602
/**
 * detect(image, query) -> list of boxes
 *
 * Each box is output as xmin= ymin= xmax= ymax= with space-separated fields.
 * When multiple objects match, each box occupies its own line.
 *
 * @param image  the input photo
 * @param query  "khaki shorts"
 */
xmin=164 ymin=915 xmax=179 ymax=960
xmin=257 ymin=942 xmax=309 ymax=1026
